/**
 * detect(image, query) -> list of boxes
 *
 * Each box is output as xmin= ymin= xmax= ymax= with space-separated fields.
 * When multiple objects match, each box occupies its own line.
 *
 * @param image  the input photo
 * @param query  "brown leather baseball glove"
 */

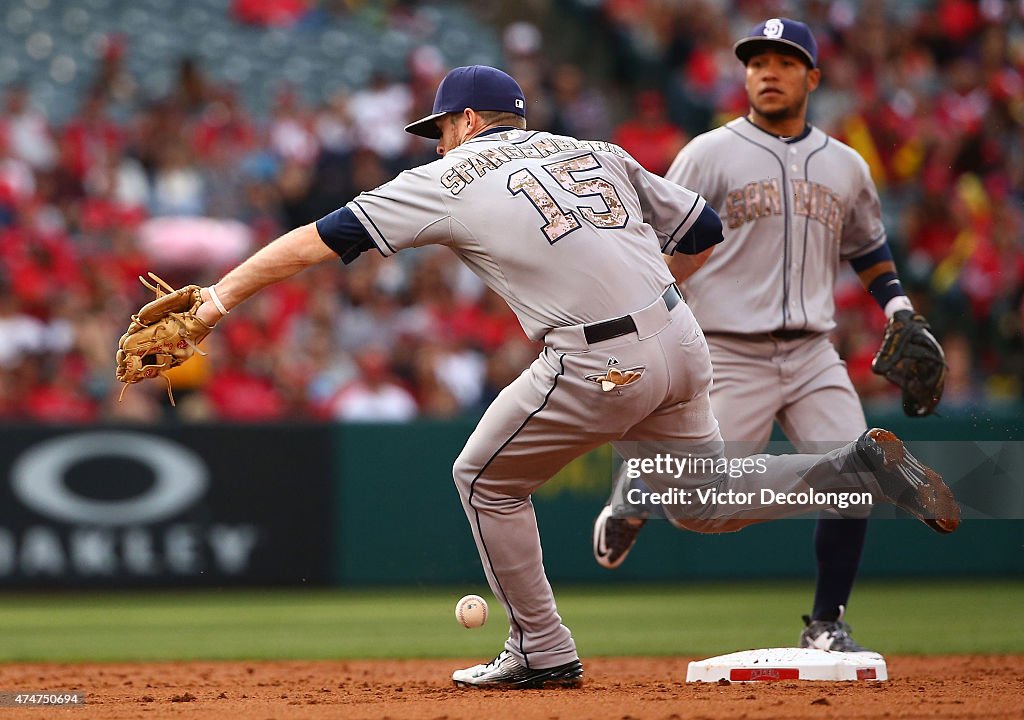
xmin=871 ymin=310 xmax=947 ymax=417
xmin=115 ymin=273 xmax=214 ymax=405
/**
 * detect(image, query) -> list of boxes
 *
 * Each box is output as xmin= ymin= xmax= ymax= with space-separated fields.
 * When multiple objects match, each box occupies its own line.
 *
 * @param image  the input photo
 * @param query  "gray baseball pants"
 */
xmin=453 ymin=296 xmax=884 ymax=670
xmin=705 ymin=332 xmax=867 ymax=452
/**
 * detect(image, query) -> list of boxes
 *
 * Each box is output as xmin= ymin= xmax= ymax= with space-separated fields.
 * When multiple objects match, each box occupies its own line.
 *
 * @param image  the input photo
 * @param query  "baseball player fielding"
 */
xmin=117 ymin=62 xmax=959 ymax=690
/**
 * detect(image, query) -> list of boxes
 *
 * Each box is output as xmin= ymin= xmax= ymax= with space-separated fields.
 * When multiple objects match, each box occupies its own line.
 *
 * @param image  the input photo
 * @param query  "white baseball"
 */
xmin=455 ymin=594 xmax=488 ymax=629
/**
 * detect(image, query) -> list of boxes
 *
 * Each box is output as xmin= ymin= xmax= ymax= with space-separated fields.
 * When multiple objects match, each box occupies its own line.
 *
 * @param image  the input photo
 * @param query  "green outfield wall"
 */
xmin=0 ymin=415 xmax=1019 ymax=589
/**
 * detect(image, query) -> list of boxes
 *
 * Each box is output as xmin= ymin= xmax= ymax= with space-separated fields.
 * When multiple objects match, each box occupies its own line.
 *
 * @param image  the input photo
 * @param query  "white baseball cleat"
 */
xmin=452 ymin=650 xmax=583 ymax=689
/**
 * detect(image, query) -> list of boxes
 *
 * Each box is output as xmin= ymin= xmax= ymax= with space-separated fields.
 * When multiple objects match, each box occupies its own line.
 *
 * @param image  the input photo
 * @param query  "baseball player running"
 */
xmin=593 ymin=19 xmax=947 ymax=653
xmin=121 ymin=65 xmax=958 ymax=689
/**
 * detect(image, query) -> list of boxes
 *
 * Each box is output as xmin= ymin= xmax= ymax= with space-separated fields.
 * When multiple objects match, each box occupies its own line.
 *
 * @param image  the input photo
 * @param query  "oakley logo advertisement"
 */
xmin=1 ymin=431 xmax=259 ymax=581
xmin=11 ymin=432 xmax=207 ymax=525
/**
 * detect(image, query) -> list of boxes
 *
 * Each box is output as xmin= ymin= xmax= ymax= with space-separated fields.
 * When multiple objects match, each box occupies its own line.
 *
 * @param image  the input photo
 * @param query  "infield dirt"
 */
xmin=2 ymin=655 xmax=1020 ymax=718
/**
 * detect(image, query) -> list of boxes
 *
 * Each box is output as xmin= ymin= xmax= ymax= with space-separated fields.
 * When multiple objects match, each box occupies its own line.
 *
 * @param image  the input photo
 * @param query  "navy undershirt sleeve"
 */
xmin=315 ymin=207 xmax=376 ymax=265
xmin=849 ymin=243 xmax=906 ymax=309
xmin=675 ymin=203 xmax=724 ymax=255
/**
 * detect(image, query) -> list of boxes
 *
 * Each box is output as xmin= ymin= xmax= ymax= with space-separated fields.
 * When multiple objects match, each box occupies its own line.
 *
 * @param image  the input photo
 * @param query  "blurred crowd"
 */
xmin=0 ymin=0 xmax=1021 ymax=424
xmin=587 ymin=0 xmax=1024 ymax=413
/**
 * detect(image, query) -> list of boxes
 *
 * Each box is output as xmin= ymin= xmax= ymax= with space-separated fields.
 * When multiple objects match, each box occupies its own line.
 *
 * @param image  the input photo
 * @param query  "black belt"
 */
xmin=706 ymin=328 xmax=816 ymax=341
xmin=767 ymin=328 xmax=814 ymax=340
xmin=583 ymin=285 xmax=682 ymax=345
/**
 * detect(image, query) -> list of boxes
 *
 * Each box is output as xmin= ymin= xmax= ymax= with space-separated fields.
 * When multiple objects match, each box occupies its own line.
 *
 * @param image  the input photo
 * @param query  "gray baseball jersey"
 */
xmin=347 ymin=129 xmax=703 ymax=340
xmin=670 ymin=117 xmax=885 ymax=335
xmin=346 ymin=126 xmax=893 ymax=671
xmin=664 ymin=117 xmax=876 ymax=448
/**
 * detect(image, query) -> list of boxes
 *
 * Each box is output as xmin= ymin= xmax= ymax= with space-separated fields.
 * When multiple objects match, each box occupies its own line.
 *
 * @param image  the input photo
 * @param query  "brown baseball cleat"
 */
xmin=856 ymin=428 xmax=960 ymax=533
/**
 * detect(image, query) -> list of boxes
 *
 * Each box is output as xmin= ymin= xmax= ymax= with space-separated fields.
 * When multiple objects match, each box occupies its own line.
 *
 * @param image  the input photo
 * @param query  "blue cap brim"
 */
xmin=734 ymin=37 xmax=816 ymax=68
xmin=405 ymin=111 xmax=447 ymax=139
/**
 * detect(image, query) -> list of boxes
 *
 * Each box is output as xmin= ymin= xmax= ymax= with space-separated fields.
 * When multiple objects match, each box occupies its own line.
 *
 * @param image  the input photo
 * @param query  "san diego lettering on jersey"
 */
xmin=667 ymin=117 xmax=885 ymax=334
xmin=441 ymin=133 xmax=626 ymax=195
xmin=724 ymin=178 xmax=846 ymax=238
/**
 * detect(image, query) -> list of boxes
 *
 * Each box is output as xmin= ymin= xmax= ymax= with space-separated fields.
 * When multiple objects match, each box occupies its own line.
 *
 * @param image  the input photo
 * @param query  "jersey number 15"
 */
xmin=507 ymin=154 xmax=628 ymax=244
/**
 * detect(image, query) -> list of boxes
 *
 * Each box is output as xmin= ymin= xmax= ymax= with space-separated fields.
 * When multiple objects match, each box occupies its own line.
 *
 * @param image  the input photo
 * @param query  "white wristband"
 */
xmin=207 ymin=285 xmax=230 ymax=316
xmin=883 ymin=295 xmax=913 ymax=319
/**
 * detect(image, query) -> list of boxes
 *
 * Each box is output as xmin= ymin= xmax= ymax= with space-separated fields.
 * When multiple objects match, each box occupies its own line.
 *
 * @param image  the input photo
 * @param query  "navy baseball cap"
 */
xmin=734 ymin=18 xmax=818 ymax=68
xmin=404 ymin=65 xmax=527 ymax=139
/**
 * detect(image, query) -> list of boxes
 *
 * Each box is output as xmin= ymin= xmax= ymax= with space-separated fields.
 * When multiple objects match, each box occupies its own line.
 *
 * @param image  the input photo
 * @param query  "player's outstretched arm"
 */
xmin=195 ymin=222 xmax=337 ymax=325
xmin=115 ymin=222 xmax=339 ymax=404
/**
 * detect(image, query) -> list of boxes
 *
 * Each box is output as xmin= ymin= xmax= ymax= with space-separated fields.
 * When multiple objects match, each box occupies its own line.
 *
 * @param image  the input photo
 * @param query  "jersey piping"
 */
xmin=724 ymin=124 xmax=791 ymax=329
xmin=799 ymin=136 xmax=831 ymax=329
xmin=467 ymin=351 xmax=566 ymax=668
xmin=464 ymin=129 xmax=541 ymax=146
xmin=351 ymin=198 xmax=397 ymax=254
xmin=664 ymin=195 xmax=702 ymax=252
xmin=741 ymin=116 xmax=813 ymax=144
xmin=842 ymin=230 xmax=887 ymax=261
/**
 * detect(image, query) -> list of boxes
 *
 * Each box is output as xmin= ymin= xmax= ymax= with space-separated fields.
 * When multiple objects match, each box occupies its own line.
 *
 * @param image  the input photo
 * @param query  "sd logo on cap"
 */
xmin=734 ymin=17 xmax=818 ymax=68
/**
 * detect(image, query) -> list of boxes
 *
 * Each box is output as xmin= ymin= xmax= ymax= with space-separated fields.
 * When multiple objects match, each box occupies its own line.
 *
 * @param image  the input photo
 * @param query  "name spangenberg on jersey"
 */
xmin=347 ymin=129 xmax=707 ymax=340
xmin=667 ymin=118 xmax=886 ymax=335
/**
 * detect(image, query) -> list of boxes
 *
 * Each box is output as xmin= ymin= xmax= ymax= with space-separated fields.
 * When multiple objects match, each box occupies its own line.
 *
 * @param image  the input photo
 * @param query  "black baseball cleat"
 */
xmin=856 ymin=428 xmax=960 ymax=534
xmin=799 ymin=605 xmax=875 ymax=653
xmin=593 ymin=504 xmax=646 ymax=570
xmin=452 ymin=650 xmax=583 ymax=689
